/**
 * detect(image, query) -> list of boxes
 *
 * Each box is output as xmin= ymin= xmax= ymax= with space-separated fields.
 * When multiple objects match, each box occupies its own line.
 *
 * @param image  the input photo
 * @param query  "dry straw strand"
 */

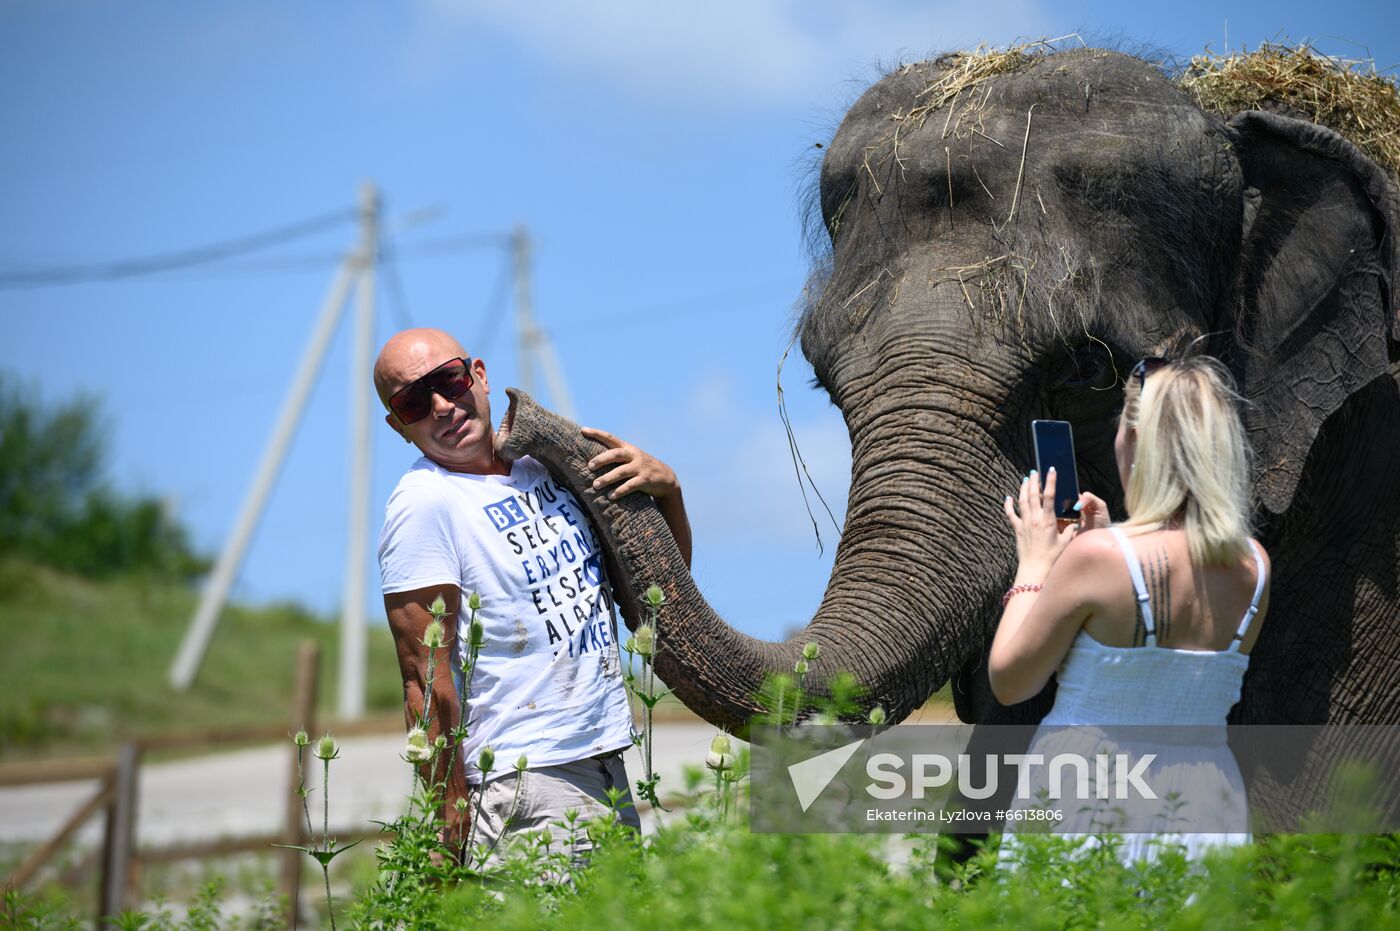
xmin=1181 ymin=41 xmax=1400 ymax=176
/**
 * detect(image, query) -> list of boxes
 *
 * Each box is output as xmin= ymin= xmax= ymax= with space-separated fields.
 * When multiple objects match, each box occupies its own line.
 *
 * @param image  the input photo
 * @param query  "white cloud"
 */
xmin=413 ymin=0 xmax=1052 ymax=107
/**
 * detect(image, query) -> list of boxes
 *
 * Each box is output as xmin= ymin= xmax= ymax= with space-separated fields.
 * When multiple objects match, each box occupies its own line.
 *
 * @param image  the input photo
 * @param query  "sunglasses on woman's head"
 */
xmin=389 ymin=357 xmax=474 ymax=425
xmin=1131 ymin=357 xmax=1171 ymax=390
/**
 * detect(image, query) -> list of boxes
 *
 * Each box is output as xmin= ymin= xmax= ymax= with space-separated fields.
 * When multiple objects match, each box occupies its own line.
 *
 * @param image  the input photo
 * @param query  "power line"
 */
xmin=471 ymin=246 xmax=515 ymax=358
xmin=0 ymin=229 xmax=516 ymax=284
xmin=401 ymin=231 xmax=513 ymax=255
xmin=0 ymin=207 xmax=356 ymax=289
xmin=379 ymin=241 xmax=415 ymax=331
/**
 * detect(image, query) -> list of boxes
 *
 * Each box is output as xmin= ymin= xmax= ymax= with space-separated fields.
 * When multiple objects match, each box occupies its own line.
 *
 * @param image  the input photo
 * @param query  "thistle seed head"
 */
xmin=404 ymin=726 xmax=432 ymax=763
xmin=709 ymin=732 xmax=732 ymax=755
xmin=706 ymin=750 xmax=734 ymax=772
xmin=315 ymin=733 xmax=339 ymax=761
xmin=422 ymin=619 xmax=446 ymax=649
xmin=428 ymin=593 xmax=447 ymax=617
xmin=633 ymin=624 xmax=656 ymax=658
xmin=539 ymin=828 xmax=553 ymax=847
xmin=793 ymin=658 xmax=809 ymax=675
xmin=293 ymin=729 xmax=310 ymax=747
xmin=466 ymin=591 xmax=482 ymax=612
xmin=644 ymin=585 xmax=666 ymax=609
xmin=802 ymin=642 xmax=822 ymax=661
xmin=434 ymin=734 xmax=448 ymax=749
xmin=868 ymin=706 xmax=887 ymax=725
xmin=477 ymin=745 xmax=495 ymax=774
xmin=516 ymin=754 xmax=529 ymax=772
xmin=469 ymin=618 xmax=485 ymax=649
xmin=454 ymin=797 xmax=469 ymax=814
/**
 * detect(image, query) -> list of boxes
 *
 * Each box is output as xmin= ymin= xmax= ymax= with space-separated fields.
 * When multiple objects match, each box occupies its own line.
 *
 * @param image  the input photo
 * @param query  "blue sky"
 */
xmin=3 ymin=1 xmax=1396 ymax=649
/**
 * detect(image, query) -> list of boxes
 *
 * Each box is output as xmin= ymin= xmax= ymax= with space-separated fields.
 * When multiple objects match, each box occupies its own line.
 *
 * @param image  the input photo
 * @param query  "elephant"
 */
xmin=497 ymin=47 xmax=1400 ymax=735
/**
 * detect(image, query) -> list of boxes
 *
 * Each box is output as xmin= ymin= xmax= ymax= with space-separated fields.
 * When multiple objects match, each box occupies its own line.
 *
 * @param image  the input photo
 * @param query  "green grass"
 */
xmin=15 ymin=813 xmax=1391 ymax=930
xmin=467 ymin=828 xmax=1397 ymax=931
xmin=0 ymin=556 xmax=403 ymax=760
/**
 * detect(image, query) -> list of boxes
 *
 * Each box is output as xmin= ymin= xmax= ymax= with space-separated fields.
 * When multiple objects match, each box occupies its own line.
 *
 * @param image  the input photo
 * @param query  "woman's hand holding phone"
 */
xmin=1004 ymin=468 xmax=1079 ymax=582
xmin=1072 ymin=491 xmax=1111 ymax=531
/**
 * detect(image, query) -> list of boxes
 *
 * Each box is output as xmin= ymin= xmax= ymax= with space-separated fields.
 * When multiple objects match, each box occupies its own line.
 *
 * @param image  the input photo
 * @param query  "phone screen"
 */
xmin=1031 ymin=420 xmax=1081 ymax=519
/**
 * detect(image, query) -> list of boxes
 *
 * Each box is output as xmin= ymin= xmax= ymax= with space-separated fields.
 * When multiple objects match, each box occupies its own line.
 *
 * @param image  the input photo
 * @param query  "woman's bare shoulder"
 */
xmin=1054 ymin=529 xmax=1126 ymax=576
xmin=1067 ymin=527 xmax=1122 ymax=553
xmin=1049 ymin=529 xmax=1129 ymax=612
xmin=1246 ymin=537 xmax=1272 ymax=582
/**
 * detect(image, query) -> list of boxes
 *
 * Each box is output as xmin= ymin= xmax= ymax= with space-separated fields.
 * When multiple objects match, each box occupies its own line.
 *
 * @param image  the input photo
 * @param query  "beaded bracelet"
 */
xmin=1001 ymin=583 xmax=1044 ymax=608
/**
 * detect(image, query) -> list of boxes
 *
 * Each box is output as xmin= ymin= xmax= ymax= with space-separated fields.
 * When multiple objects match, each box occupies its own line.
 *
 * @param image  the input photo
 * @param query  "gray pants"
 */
xmin=470 ymin=750 xmax=640 ymax=869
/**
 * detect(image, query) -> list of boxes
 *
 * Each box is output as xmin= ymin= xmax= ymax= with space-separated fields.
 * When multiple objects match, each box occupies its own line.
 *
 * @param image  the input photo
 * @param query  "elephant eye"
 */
xmin=1059 ymin=344 xmax=1119 ymax=391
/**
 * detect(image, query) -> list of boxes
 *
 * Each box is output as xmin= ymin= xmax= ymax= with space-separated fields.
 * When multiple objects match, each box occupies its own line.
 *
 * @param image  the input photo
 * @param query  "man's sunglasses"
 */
xmin=388 ymin=357 xmax=474 ymax=425
xmin=1131 ymin=357 xmax=1171 ymax=390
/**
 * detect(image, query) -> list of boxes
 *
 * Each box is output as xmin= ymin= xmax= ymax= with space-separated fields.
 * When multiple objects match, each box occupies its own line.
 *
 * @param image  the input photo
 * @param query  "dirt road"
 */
xmin=0 ymin=722 xmax=723 ymax=850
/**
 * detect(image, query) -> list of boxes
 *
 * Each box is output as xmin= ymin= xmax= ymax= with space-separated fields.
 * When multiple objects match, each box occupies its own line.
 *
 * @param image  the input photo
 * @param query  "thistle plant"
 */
xmin=355 ymin=591 xmax=492 ymax=924
xmin=465 ymin=744 xmax=496 ymax=858
xmin=449 ymin=592 xmax=486 ymax=787
xmin=769 ymin=673 xmax=795 ymax=729
xmin=403 ymin=726 xmax=431 ymax=764
xmin=292 ymin=728 xmax=313 ymax=838
xmin=472 ymin=753 xmax=530 ymax=870
xmin=790 ymin=641 xmax=821 ymax=727
xmin=276 ymin=731 xmax=358 ymax=931
xmin=706 ymin=731 xmax=737 ymax=821
xmin=406 ymin=592 xmax=483 ymax=827
xmin=622 ymin=584 xmax=672 ymax=809
xmin=417 ymin=599 xmax=446 ymax=730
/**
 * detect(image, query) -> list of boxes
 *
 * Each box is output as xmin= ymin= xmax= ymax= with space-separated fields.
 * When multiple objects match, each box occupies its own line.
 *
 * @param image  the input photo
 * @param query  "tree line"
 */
xmin=0 ymin=373 xmax=207 ymax=579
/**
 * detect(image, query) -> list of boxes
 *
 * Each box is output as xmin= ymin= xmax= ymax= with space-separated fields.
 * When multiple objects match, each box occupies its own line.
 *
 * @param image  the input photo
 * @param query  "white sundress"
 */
xmin=998 ymin=527 xmax=1267 ymax=867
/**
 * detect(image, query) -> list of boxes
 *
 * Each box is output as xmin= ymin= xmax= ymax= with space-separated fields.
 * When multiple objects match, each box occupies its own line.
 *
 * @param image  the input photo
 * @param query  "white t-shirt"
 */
xmin=378 ymin=455 xmax=635 ymax=784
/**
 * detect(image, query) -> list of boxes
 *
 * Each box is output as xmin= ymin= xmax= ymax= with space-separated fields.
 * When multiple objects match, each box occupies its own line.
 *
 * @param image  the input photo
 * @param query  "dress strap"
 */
xmin=1108 ymin=527 xmax=1156 ymax=647
xmin=1228 ymin=541 xmax=1267 ymax=653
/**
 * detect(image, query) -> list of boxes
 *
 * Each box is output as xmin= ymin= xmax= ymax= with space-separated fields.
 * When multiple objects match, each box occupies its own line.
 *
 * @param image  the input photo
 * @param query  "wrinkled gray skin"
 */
xmin=499 ymin=49 xmax=1400 ymax=732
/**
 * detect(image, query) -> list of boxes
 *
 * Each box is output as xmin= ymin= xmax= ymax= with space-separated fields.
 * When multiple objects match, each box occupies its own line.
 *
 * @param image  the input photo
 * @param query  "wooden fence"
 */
xmin=0 ymin=641 xmax=401 ymax=929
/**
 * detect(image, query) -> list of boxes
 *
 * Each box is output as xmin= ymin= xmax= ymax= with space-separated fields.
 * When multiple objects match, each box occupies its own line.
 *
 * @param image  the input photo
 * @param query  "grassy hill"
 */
xmin=0 ymin=556 xmax=403 ymax=760
xmin=0 ymin=556 xmax=958 ymax=762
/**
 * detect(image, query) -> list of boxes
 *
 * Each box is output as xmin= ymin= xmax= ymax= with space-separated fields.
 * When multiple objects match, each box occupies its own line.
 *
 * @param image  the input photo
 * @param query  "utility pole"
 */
xmin=339 ymin=183 xmax=377 ymax=719
xmin=511 ymin=225 xmax=536 ymax=398
xmin=169 ymin=256 xmax=357 ymax=690
xmin=510 ymin=224 xmax=576 ymax=421
xmin=169 ymin=184 xmax=379 ymax=710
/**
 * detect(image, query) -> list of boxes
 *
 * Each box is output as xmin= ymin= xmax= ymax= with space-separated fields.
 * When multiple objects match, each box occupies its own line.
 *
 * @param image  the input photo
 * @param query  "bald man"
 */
xmin=374 ymin=328 xmax=690 ymax=868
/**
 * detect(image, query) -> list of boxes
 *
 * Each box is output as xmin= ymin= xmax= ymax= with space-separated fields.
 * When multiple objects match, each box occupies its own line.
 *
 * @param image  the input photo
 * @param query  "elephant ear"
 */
xmin=1224 ymin=110 xmax=1399 ymax=516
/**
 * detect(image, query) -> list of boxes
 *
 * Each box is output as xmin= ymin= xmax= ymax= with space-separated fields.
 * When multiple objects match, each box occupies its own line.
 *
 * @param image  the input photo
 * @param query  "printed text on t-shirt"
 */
xmin=481 ymin=477 xmax=613 ymax=659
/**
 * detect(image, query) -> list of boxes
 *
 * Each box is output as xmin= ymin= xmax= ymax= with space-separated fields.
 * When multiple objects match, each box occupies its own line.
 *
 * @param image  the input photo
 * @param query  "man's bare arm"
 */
xmin=384 ymin=585 xmax=471 ymax=847
xmin=581 ymin=426 xmax=693 ymax=568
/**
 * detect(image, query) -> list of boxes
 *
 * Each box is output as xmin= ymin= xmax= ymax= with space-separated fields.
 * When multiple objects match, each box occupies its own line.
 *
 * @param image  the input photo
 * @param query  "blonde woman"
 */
xmin=990 ymin=356 xmax=1271 ymax=864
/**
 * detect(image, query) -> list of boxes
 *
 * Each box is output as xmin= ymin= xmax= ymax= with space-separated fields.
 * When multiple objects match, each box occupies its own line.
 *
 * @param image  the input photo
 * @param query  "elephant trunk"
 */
xmin=496 ymin=387 xmax=1007 ymax=730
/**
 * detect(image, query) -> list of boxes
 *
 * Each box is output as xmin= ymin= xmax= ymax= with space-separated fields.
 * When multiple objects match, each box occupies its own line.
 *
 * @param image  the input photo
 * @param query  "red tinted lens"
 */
xmin=390 ymin=385 xmax=433 ymax=424
xmin=426 ymin=360 xmax=472 ymax=401
xmin=389 ymin=358 xmax=472 ymax=425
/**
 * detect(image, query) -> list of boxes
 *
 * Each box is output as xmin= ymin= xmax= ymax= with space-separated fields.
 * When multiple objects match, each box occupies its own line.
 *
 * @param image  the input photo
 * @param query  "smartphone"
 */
xmin=1031 ymin=420 xmax=1081 ymax=519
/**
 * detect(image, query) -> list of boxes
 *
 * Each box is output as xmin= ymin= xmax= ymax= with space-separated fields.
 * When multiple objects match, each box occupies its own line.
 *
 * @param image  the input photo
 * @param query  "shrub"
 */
xmin=0 ymin=374 xmax=207 ymax=579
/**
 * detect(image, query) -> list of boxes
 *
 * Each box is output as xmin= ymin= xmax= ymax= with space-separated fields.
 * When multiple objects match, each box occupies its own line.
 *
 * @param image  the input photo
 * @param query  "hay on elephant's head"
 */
xmin=1181 ymin=42 xmax=1400 ymax=176
xmin=879 ymin=41 xmax=1052 ymax=182
xmin=902 ymin=42 xmax=1044 ymax=128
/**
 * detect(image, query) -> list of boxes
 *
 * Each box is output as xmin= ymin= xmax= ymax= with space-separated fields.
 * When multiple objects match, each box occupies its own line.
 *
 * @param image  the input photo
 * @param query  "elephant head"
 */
xmin=500 ymin=47 xmax=1400 ymax=729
